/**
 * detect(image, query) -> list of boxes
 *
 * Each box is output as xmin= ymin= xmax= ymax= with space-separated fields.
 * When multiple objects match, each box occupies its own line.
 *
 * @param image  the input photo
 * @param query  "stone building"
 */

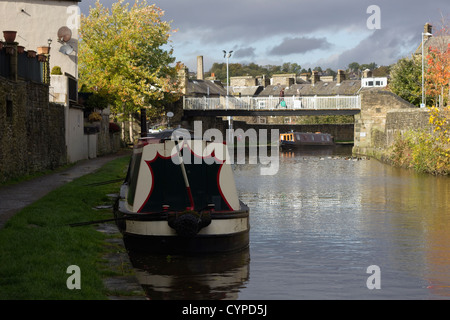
xmin=415 ymin=23 xmax=441 ymax=56
xmin=0 ymin=0 xmax=88 ymax=163
xmin=0 ymin=0 xmax=80 ymax=80
xmin=0 ymin=0 xmax=120 ymax=182
xmin=177 ymin=59 xmax=227 ymax=98
xmin=258 ymin=73 xmax=361 ymax=97
xmin=0 ymin=46 xmax=66 ymax=182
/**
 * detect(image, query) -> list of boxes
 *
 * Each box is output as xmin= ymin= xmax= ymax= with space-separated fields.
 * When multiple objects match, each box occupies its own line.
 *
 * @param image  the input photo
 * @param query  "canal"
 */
xmin=129 ymin=145 xmax=450 ymax=299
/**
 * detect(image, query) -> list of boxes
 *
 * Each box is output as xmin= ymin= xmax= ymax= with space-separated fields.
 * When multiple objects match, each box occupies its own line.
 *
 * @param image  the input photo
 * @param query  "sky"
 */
xmin=78 ymin=0 xmax=449 ymax=73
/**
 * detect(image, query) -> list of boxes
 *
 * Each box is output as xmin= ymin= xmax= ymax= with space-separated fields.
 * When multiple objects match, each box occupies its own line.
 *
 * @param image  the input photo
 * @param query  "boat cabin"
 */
xmin=279 ymin=131 xmax=334 ymax=149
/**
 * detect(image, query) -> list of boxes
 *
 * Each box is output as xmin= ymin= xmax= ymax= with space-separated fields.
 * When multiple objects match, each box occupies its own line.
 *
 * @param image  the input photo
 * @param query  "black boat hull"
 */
xmin=123 ymin=230 xmax=249 ymax=254
xmin=115 ymin=199 xmax=250 ymax=254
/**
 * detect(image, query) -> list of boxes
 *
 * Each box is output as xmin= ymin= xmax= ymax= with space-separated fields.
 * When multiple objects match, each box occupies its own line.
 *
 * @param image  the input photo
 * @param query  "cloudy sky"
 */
xmin=78 ymin=0 xmax=448 ymax=72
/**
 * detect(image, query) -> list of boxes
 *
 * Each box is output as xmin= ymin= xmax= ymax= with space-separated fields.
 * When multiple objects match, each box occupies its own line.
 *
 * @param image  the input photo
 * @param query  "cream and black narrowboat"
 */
xmin=114 ymin=129 xmax=250 ymax=254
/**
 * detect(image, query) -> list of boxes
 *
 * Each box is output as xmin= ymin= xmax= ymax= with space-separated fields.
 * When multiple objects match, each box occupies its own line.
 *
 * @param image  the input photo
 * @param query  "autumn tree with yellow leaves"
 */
xmin=79 ymin=0 xmax=181 ymax=141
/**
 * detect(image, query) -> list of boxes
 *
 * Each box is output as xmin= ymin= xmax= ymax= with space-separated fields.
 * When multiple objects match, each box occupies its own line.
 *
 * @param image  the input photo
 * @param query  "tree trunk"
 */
xmin=121 ymin=121 xmax=125 ymax=142
xmin=129 ymin=113 xmax=133 ymax=143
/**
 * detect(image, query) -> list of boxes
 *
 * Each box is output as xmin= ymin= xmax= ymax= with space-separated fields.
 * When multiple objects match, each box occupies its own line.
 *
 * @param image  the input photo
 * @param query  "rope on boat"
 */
xmin=68 ymin=217 xmax=128 ymax=227
xmin=83 ymin=178 xmax=125 ymax=187
xmin=68 ymin=205 xmax=213 ymax=228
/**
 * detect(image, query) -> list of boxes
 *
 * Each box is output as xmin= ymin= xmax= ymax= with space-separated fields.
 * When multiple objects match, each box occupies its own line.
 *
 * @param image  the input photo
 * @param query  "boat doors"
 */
xmin=280 ymin=133 xmax=294 ymax=142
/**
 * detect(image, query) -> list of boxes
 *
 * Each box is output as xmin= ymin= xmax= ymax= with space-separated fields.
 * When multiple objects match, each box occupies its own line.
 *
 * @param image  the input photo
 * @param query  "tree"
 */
xmin=388 ymin=55 xmax=422 ymax=106
xmin=360 ymin=62 xmax=377 ymax=71
xmin=425 ymin=19 xmax=450 ymax=108
xmin=281 ymin=62 xmax=302 ymax=74
xmin=426 ymin=44 xmax=450 ymax=107
xmin=425 ymin=18 xmax=450 ymax=158
xmin=348 ymin=62 xmax=360 ymax=73
xmin=324 ymin=68 xmax=337 ymax=77
xmin=79 ymin=0 xmax=180 ymax=126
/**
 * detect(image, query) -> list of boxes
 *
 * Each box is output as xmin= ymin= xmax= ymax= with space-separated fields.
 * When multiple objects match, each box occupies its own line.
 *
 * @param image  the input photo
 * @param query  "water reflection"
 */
xmin=354 ymin=162 xmax=450 ymax=298
xmin=129 ymin=249 xmax=250 ymax=300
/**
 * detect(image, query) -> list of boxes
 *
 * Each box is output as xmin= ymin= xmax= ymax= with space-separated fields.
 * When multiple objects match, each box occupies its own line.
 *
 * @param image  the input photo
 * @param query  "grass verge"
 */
xmin=0 ymin=155 xmax=132 ymax=299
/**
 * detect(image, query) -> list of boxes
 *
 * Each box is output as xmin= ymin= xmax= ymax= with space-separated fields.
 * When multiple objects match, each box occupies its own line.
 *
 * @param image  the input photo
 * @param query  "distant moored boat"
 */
xmin=280 ymin=132 xmax=334 ymax=150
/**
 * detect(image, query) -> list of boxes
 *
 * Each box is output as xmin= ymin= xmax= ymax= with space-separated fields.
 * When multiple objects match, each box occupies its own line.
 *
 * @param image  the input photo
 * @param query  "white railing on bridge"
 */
xmin=183 ymin=95 xmax=361 ymax=111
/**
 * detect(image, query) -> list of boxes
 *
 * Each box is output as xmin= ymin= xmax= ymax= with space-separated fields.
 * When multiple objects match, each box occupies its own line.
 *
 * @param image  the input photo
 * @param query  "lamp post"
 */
xmin=421 ymin=31 xmax=432 ymax=108
xmin=223 ymin=51 xmax=233 ymax=103
xmin=46 ymin=38 xmax=52 ymax=85
xmin=223 ymin=50 xmax=233 ymax=142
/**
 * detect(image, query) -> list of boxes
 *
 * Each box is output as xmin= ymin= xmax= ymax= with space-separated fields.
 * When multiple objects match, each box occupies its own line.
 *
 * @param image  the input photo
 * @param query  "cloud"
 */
xmin=324 ymin=26 xmax=420 ymax=69
xmin=78 ymin=0 xmax=450 ymax=71
xmin=268 ymin=37 xmax=332 ymax=56
xmin=233 ymin=47 xmax=256 ymax=58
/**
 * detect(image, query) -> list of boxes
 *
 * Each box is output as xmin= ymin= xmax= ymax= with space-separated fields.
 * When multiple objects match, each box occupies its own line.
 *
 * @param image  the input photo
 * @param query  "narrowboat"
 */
xmin=280 ymin=131 xmax=334 ymax=150
xmin=114 ymin=129 xmax=250 ymax=254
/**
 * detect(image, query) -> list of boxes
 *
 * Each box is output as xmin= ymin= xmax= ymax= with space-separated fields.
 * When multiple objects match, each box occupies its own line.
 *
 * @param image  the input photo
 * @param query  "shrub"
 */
xmin=88 ymin=112 xmax=102 ymax=122
xmin=51 ymin=66 xmax=62 ymax=75
xmin=387 ymin=129 xmax=449 ymax=175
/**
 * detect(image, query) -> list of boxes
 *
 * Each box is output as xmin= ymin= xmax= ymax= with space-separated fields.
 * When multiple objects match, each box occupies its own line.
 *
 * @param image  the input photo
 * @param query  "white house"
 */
xmin=0 ymin=1 xmax=96 ymax=163
xmin=361 ymin=77 xmax=388 ymax=88
xmin=0 ymin=0 xmax=80 ymax=79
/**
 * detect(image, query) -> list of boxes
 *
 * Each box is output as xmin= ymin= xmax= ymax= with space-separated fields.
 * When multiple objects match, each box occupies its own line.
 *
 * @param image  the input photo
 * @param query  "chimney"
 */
xmin=177 ymin=62 xmax=189 ymax=95
xmin=311 ymin=71 xmax=320 ymax=85
xmin=362 ymin=69 xmax=372 ymax=78
xmin=336 ymin=69 xmax=346 ymax=84
xmin=197 ymin=55 xmax=204 ymax=80
xmin=424 ymin=23 xmax=433 ymax=40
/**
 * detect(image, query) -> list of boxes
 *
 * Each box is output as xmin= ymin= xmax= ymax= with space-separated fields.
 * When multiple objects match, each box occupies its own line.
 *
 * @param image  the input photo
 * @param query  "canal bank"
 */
xmin=354 ymin=107 xmax=449 ymax=175
xmin=0 ymin=150 xmax=146 ymax=300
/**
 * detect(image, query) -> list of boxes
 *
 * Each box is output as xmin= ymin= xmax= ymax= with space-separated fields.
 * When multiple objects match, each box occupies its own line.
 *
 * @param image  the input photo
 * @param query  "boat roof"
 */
xmin=281 ymin=131 xmax=332 ymax=135
xmin=139 ymin=128 xmax=203 ymax=143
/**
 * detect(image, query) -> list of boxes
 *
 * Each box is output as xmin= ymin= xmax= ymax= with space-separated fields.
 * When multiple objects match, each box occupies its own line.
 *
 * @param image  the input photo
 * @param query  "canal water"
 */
xmin=129 ymin=145 xmax=450 ymax=300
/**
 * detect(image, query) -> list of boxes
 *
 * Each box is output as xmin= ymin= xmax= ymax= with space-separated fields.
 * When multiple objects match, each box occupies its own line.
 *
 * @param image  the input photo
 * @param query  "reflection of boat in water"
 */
xmin=114 ymin=129 xmax=250 ymax=254
xmin=129 ymin=248 xmax=250 ymax=300
xmin=280 ymin=132 xmax=334 ymax=150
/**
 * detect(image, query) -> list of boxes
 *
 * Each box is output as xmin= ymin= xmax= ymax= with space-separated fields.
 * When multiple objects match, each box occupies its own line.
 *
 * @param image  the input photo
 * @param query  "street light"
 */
xmin=421 ymin=31 xmax=432 ymax=108
xmin=223 ymin=50 xmax=233 ymax=142
xmin=223 ymin=50 xmax=233 ymax=97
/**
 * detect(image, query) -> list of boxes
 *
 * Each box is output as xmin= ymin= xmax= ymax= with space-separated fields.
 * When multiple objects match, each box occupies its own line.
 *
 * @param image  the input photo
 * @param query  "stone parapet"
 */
xmin=353 ymin=88 xmax=416 ymax=154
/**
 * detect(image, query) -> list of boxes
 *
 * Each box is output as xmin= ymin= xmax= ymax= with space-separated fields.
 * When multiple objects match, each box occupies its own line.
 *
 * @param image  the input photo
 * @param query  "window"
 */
xmin=6 ymin=98 xmax=13 ymax=119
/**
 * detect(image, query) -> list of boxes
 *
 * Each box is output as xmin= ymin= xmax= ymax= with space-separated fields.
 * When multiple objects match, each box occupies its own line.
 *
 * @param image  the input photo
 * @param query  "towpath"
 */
xmin=0 ymin=150 xmax=131 ymax=229
xmin=0 ymin=149 xmax=146 ymax=300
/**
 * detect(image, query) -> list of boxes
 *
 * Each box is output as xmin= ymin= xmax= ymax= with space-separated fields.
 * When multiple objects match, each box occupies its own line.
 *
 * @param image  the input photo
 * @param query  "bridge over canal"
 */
xmin=183 ymin=95 xmax=361 ymax=117
xmin=181 ymin=89 xmax=419 ymax=157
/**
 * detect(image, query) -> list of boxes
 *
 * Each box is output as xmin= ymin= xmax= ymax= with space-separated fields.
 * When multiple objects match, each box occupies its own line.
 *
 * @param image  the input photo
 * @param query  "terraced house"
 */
xmin=0 ymin=1 xmax=118 ymax=183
